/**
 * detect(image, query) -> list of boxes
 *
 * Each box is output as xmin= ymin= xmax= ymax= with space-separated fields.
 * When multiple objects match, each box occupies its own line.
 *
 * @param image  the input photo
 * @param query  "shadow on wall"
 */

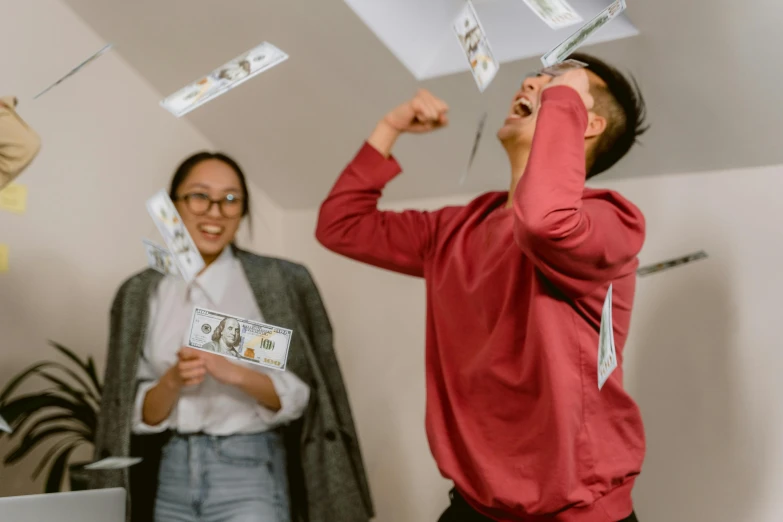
xmin=628 ymin=257 xmax=768 ymax=521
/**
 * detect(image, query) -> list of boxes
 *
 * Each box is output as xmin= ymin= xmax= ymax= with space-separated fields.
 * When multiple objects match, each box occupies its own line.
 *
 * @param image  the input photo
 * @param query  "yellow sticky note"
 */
xmin=0 ymin=244 xmax=8 ymax=273
xmin=0 ymin=183 xmax=27 ymax=214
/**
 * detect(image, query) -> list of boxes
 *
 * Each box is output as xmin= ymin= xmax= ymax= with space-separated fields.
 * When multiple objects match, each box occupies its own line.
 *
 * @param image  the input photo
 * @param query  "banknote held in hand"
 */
xmin=188 ymin=307 xmax=292 ymax=371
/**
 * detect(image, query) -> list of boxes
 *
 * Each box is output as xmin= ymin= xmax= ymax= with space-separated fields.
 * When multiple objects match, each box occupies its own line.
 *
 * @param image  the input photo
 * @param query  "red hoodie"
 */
xmin=316 ymin=86 xmax=646 ymax=521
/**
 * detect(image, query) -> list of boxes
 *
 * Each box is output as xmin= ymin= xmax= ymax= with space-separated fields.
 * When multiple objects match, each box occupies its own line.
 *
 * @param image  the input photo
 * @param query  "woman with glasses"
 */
xmin=89 ymin=152 xmax=374 ymax=522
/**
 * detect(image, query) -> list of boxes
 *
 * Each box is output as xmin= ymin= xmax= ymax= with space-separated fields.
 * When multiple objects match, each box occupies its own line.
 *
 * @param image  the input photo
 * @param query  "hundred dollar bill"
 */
xmin=34 ymin=44 xmax=114 ymax=100
xmin=597 ymin=284 xmax=617 ymax=390
xmin=0 ymin=414 xmax=11 ymax=434
xmin=187 ymin=307 xmax=292 ymax=371
xmin=84 ymin=457 xmax=142 ymax=470
xmin=460 ymin=111 xmax=487 ymax=186
xmin=522 ymin=0 xmax=583 ymax=29
xmin=146 ymin=190 xmax=205 ymax=283
xmin=637 ymin=251 xmax=708 ymax=277
xmin=142 ymin=239 xmax=178 ymax=276
xmin=160 ymin=42 xmax=288 ymax=117
xmin=453 ymin=1 xmax=499 ymax=92
xmin=540 ymin=58 xmax=588 ymax=77
xmin=540 ymin=0 xmax=626 ymax=67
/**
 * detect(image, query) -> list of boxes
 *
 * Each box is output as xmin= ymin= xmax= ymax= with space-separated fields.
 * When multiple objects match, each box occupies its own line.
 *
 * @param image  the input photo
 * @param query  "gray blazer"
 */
xmin=88 ymin=248 xmax=374 ymax=522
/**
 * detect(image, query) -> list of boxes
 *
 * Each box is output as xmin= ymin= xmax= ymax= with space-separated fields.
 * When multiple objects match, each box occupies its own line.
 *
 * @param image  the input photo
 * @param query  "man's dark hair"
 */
xmin=569 ymin=53 xmax=648 ymax=179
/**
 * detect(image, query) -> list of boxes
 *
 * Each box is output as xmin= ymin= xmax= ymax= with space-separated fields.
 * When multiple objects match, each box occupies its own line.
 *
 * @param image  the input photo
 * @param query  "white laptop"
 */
xmin=0 ymin=488 xmax=125 ymax=521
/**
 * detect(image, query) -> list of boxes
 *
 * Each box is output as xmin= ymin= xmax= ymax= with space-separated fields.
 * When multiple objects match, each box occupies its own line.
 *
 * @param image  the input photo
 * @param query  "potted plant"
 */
xmin=0 ymin=341 xmax=102 ymax=492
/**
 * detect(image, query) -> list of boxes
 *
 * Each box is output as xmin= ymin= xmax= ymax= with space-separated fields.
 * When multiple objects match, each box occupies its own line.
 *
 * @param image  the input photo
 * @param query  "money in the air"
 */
xmin=637 ymin=251 xmax=708 ymax=277
xmin=460 ymin=111 xmax=488 ymax=186
xmin=160 ymin=42 xmax=288 ymax=117
xmin=540 ymin=0 xmax=626 ymax=67
xmin=34 ymin=44 xmax=114 ymax=100
xmin=597 ymin=284 xmax=617 ymax=390
xmin=522 ymin=0 xmax=583 ymax=29
xmin=453 ymin=1 xmax=500 ymax=92
xmin=187 ymin=307 xmax=292 ymax=371
xmin=84 ymin=457 xmax=142 ymax=470
xmin=142 ymin=239 xmax=179 ymax=276
xmin=540 ymin=58 xmax=588 ymax=77
xmin=0 ymin=414 xmax=11 ymax=434
xmin=146 ymin=190 xmax=205 ymax=283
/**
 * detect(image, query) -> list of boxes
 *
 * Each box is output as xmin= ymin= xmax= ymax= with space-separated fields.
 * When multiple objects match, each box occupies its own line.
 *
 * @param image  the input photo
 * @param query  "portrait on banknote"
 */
xmin=200 ymin=316 xmax=243 ymax=357
xmin=188 ymin=307 xmax=293 ymax=371
xmin=160 ymin=42 xmax=288 ymax=117
xmin=218 ymin=60 xmax=251 ymax=82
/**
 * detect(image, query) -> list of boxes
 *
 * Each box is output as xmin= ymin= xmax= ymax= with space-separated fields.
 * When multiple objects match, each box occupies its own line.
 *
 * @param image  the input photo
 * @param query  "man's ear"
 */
xmin=584 ymin=112 xmax=607 ymax=139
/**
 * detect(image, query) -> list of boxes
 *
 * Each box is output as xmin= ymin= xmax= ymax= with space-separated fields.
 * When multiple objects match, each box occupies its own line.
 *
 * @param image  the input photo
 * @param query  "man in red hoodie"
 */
xmin=316 ymin=52 xmax=648 ymax=522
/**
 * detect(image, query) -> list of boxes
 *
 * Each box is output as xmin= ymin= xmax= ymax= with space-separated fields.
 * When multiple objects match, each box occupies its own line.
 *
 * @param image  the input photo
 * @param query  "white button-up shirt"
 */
xmin=132 ymin=247 xmax=310 ymax=435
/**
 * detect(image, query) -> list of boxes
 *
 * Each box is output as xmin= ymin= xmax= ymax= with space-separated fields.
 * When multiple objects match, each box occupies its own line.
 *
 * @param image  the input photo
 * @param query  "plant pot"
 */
xmin=68 ymin=462 xmax=91 ymax=491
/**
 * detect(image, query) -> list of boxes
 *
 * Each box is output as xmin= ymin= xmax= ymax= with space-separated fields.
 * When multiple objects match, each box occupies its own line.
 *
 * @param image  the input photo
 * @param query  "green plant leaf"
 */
xmin=53 ymin=399 xmax=97 ymax=436
xmin=37 ymin=371 xmax=98 ymax=410
xmin=85 ymin=357 xmax=103 ymax=395
xmin=45 ymin=445 xmax=76 ymax=493
xmin=24 ymin=412 xmax=91 ymax=446
xmin=22 ymin=401 xmax=95 ymax=446
xmin=5 ymin=425 xmax=86 ymax=465
xmin=52 ymin=364 xmax=100 ymax=404
xmin=29 ymin=413 xmax=92 ymax=433
xmin=0 ymin=362 xmax=99 ymax=405
xmin=48 ymin=341 xmax=102 ymax=397
xmin=0 ymin=362 xmax=61 ymax=403
xmin=0 ymin=341 xmax=103 ymax=492
xmin=48 ymin=342 xmax=88 ymax=373
xmin=0 ymin=394 xmax=88 ymax=433
xmin=31 ymin=436 xmax=82 ymax=480
xmin=51 ymin=394 xmax=98 ymax=435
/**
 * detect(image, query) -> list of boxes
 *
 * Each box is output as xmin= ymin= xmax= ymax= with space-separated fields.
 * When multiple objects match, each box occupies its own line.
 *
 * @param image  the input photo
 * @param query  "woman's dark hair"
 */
xmin=168 ymin=151 xmax=251 ymax=219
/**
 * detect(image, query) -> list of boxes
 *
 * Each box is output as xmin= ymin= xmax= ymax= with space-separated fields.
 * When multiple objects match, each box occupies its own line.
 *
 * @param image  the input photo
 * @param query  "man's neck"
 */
xmin=505 ymin=147 xmax=531 ymax=208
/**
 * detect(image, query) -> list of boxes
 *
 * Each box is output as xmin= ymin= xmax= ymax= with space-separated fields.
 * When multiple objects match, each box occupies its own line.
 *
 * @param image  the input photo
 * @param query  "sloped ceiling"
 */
xmin=341 ymin=0 xmax=639 ymax=80
xmin=61 ymin=0 xmax=783 ymax=209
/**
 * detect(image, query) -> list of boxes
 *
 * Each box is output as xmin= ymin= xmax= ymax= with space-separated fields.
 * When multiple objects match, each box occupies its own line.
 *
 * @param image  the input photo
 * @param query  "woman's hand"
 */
xmin=170 ymin=348 xmax=282 ymax=412
xmin=183 ymin=347 xmax=244 ymax=387
xmin=162 ymin=347 xmax=207 ymax=389
xmin=141 ymin=347 xmax=205 ymax=426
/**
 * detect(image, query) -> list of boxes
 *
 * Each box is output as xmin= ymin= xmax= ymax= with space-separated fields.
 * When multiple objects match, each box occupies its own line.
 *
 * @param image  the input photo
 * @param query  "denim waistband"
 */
xmin=170 ymin=429 xmax=281 ymax=440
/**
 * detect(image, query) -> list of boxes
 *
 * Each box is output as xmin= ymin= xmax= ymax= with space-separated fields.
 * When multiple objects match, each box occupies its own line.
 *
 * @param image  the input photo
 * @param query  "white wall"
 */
xmin=0 ymin=0 xmax=283 ymax=495
xmin=281 ymin=163 xmax=783 ymax=522
xmin=609 ymin=166 xmax=782 ymax=522
xmin=283 ymin=195 xmax=472 ymax=522
xmin=2 ymin=2 xmax=780 ymax=518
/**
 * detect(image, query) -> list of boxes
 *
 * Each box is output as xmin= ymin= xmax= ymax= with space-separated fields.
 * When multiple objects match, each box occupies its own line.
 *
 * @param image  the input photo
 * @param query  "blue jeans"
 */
xmin=155 ymin=432 xmax=290 ymax=522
